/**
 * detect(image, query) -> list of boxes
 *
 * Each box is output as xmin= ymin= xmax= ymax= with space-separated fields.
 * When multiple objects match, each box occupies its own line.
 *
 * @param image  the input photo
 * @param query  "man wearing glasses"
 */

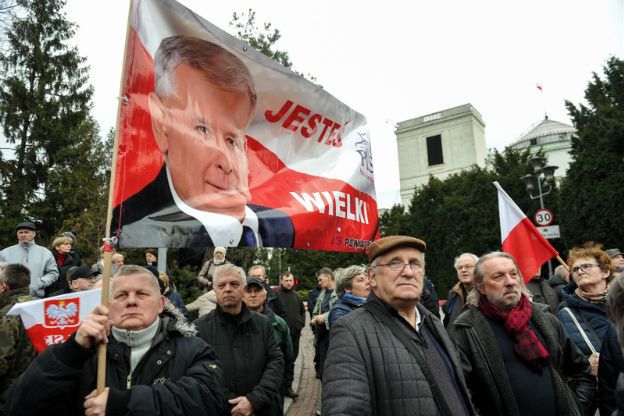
xmin=322 ymin=236 xmax=475 ymax=416
xmin=443 ymin=253 xmax=478 ymax=327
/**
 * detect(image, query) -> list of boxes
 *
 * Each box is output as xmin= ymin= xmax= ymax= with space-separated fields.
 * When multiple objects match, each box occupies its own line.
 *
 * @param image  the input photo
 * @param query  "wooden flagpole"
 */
xmin=97 ymin=0 xmax=135 ymax=394
xmin=555 ymin=255 xmax=569 ymax=271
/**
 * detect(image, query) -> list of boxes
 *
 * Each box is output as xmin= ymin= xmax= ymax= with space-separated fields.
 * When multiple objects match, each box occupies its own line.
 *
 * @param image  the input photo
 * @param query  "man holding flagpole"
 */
xmin=111 ymin=35 xmax=294 ymax=249
xmin=7 ymin=265 xmax=225 ymax=416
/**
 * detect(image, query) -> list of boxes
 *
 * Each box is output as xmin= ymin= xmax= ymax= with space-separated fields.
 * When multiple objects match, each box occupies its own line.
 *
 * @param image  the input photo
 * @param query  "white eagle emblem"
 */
xmin=45 ymin=302 xmax=78 ymax=329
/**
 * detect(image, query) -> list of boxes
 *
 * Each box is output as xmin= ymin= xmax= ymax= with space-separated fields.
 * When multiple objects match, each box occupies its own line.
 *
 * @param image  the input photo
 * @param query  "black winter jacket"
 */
xmin=264 ymin=282 xmax=287 ymax=319
xmin=7 ymin=305 xmax=225 ymax=416
xmin=449 ymin=303 xmax=596 ymax=416
xmin=46 ymin=251 xmax=82 ymax=296
xmin=195 ymin=304 xmax=284 ymax=416
xmin=276 ymin=286 xmax=305 ymax=333
xmin=598 ymin=324 xmax=624 ymax=415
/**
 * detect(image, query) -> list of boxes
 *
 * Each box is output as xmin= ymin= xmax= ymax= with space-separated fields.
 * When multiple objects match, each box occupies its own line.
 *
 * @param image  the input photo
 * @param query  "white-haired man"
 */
xmin=443 ymin=253 xmax=478 ymax=327
xmin=8 ymin=265 xmax=225 ymax=415
xmin=195 ymin=264 xmax=283 ymax=416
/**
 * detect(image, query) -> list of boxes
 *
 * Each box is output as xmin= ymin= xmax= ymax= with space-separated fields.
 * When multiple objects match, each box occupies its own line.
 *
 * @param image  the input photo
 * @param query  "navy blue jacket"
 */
xmin=328 ymin=292 xmax=366 ymax=327
xmin=557 ymin=282 xmax=609 ymax=356
xmin=598 ymin=324 xmax=624 ymax=415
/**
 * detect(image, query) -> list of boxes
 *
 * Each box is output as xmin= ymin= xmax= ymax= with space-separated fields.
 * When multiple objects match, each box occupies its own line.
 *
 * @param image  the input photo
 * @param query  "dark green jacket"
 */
xmin=0 ymin=287 xmax=36 ymax=411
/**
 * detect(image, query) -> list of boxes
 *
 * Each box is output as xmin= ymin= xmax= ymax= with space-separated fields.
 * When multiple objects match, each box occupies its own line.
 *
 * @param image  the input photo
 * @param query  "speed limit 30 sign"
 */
xmin=534 ymin=208 xmax=554 ymax=226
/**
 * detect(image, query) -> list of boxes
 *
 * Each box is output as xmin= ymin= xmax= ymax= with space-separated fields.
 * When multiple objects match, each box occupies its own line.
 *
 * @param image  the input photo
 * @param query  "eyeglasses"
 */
xmin=457 ymin=265 xmax=474 ymax=271
xmin=375 ymin=260 xmax=424 ymax=273
xmin=571 ymin=263 xmax=600 ymax=275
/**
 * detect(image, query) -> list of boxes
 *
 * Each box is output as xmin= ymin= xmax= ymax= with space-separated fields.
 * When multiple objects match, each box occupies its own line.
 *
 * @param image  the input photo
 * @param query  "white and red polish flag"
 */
xmin=494 ymin=182 xmax=558 ymax=283
xmin=7 ymin=289 xmax=101 ymax=352
xmin=109 ymin=0 xmax=378 ymax=252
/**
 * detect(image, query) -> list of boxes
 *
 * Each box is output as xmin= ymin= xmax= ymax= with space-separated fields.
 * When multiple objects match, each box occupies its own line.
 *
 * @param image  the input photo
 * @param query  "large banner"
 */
xmin=110 ymin=0 xmax=378 ymax=252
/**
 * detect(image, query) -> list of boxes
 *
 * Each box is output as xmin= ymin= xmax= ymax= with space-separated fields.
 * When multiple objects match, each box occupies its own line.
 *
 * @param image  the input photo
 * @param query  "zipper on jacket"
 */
xmin=127 ymin=374 xmax=132 ymax=389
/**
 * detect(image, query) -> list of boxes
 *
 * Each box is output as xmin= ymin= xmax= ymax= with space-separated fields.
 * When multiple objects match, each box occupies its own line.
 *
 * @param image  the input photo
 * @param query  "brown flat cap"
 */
xmin=368 ymin=235 xmax=426 ymax=263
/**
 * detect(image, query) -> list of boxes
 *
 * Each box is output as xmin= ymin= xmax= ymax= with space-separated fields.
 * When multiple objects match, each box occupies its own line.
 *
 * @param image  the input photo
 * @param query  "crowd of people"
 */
xmin=1 ymin=219 xmax=624 ymax=416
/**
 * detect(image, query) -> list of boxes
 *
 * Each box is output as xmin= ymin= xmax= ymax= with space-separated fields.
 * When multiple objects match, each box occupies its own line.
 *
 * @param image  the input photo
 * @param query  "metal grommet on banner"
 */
xmin=242 ymin=45 xmax=248 ymax=51
xmin=120 ymin=95 xmax=129 ymax=105
xmin=101 ymin=237 xmax=118 ymax=252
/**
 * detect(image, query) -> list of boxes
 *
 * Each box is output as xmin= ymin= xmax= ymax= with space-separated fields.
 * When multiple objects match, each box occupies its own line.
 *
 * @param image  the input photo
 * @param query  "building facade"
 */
xmin=502 ymin=116 xmax=575 ymax=178
xmin=396 ymin=105 xmax=575 ymax=207
xmin=395 ymin=104 xmax=486 ymax=206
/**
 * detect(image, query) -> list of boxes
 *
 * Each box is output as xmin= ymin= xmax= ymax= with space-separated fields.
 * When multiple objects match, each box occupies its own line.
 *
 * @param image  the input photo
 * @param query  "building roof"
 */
xmin=510 ymin=116 xmax=576 ymax=149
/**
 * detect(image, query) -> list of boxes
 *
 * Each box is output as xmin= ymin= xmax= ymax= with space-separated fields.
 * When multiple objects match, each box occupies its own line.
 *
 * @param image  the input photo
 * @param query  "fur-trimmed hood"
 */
xmin=162 ymin=300 xmax=197 ymax=337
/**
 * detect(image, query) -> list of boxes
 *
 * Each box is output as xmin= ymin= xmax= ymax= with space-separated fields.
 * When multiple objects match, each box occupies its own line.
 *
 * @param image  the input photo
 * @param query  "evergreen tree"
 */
xmin=560 ymin=57 xmax=624 ymax=248
xmin=379 ymin=204 xmax=405 ymax=237
xmin=0 ymin=0 xmax=99 ymax=247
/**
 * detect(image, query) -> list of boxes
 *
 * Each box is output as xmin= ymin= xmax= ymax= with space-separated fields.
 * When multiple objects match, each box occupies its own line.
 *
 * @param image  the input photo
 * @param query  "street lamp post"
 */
xmin=520 ymin=156 xmax=558 ymax=278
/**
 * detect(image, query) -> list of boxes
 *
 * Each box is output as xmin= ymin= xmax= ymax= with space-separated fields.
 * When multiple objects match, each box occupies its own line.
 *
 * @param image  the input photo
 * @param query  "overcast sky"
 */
xmin=60 ymin=0 xmax=623 ymax=208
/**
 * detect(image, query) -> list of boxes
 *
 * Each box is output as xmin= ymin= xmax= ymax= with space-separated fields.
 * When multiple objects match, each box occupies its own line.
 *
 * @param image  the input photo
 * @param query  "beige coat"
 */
xmin=186 ymin=290 xmax=218 ymax=317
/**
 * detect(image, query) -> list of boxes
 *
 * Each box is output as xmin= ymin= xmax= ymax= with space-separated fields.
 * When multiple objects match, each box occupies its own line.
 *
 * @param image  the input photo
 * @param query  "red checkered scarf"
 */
xmin=478 ymin=293 xmax=550 ymax=370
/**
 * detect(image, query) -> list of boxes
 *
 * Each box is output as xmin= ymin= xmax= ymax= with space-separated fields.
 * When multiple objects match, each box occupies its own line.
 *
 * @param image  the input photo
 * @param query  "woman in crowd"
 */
xmin=328 ymin=265 xmax=370 ymax=327
xmin=558 ymin=243 xmax=613 ymax=414
xmin=558 ymin=244 xmax=613 ymax=375
xmin=158 ymin=272 xmax=189 ymax=319
xmin=111 ymin=252 xmax=125 ymax=274
xmin=46 ymin=236 xmax=81 ymax=296
xmin=196 ymin=247 xmax=229 ymax=292
xmin=186 ymin=290 xmax=218 ymax=318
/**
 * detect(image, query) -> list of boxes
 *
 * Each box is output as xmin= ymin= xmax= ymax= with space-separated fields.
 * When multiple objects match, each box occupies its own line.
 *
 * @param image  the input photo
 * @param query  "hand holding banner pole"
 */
xmin=97 ymin=0 xmax=135 ymax=394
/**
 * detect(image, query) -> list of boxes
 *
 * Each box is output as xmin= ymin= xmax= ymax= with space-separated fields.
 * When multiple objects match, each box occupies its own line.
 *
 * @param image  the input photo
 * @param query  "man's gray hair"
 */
xmin=454 ymin=253 xmax=479 ymax=270
xmin=335 ymin=265 xmax=367 ymax=296
xmin=466 ymin=251 xmax=529 ymax=306
xmin=1 ymin=263 xmax=30 ymax=289
xmin=113 ymin=265 xmax=161 ymax=294
xmin=214 ymin=264 xmax=247 ymax=286
xmin=553 ymin=265 xmax=569 ymax=279
xmin=154 ymin=35 xmax=257 ymax=115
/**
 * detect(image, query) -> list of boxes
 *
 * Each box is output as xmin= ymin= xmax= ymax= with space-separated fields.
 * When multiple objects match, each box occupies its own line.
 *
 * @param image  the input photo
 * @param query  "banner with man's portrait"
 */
xmin=111 ymin=0 xmax=378 ymax=252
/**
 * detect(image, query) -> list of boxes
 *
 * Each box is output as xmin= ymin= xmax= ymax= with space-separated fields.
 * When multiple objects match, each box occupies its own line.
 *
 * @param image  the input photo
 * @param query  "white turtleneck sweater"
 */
xmin=111 ymin=317 xmax=161 ymax=373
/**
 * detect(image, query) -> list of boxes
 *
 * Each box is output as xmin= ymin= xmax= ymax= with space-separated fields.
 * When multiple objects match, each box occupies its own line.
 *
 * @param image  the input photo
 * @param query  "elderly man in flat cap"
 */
xmin=321 ymin=236 xmax=475 ymax=416
xmin=0 ymin=221 xmax=58 ymax=298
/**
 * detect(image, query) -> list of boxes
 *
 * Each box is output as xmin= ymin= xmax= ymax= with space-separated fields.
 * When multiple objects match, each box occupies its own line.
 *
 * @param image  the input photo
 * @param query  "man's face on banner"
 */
xmin=150 ymin=63 xmax=253 ymax=220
